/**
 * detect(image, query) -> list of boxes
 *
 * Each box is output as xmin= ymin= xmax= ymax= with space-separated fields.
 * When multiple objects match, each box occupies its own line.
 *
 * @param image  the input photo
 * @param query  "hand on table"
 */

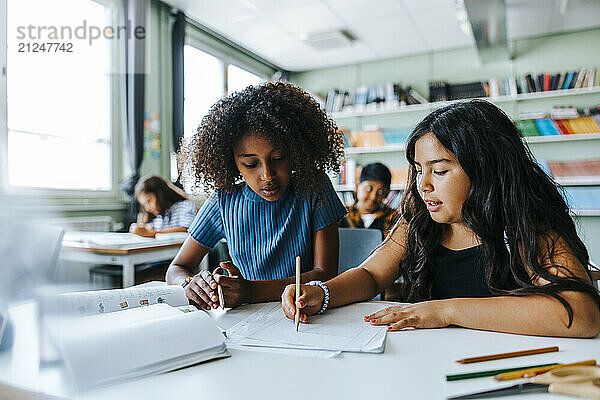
xmin=212 ymin=262 xmax=251 ymax=309
xmin=365 ymin=300 xmax=451 ymax=331
xmin=281 ymin=283 xmax=325 ymax=324
xmin=129 ymin=223 xmax=156 ymax=238
xmin=183 ymin=270 xmax=220 ymax=310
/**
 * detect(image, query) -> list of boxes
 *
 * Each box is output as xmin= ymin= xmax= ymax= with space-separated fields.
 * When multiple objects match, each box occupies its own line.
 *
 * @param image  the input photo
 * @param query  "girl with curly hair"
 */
xmin=282 ymin=99 xmax=600 ymax=338
xmin=166 ymin=82 xmax=347 ymax=311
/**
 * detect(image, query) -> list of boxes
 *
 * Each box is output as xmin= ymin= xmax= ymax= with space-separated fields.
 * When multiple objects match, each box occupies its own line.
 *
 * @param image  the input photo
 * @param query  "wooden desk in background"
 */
xmin=59 ymin=232 xmax=186 ymax=287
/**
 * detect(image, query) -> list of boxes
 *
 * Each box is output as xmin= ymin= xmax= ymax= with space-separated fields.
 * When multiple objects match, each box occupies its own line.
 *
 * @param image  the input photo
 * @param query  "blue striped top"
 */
xmin=152 ymin=200 xmax=197 ymax=230
xmin=188 ymin=177 xmax=347 ymax=280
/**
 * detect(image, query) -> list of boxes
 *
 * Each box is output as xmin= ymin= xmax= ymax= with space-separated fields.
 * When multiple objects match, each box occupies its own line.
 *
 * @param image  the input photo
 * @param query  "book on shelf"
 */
xmin=350 ymin=128 xmax=386 ymax=147
xmin=447 ymin=81 xmax=486 ymax=100
xmin=562 ymin=186 xmax=600 ymax=210
xmin=550 ymin=106 xmax=579 ymax=119
xmin=40 ymin=285 xmax=229 ymax=389
xmin=429 ymin=80 xmax=449 ymax=102
xmin=533 ymin=118 xmax=562 ymax=136
xmin=546 ymin=159 xmax=600 ymax=178
xmin=515 ymin=119 xmax=540 ymax=137
xmin=346 ymin=127 xmax=411 ymax=148
xmin=515 ymin=104 xmax=600 ymax=137
xmin=390 ymin=167 xmax=409 ymax=187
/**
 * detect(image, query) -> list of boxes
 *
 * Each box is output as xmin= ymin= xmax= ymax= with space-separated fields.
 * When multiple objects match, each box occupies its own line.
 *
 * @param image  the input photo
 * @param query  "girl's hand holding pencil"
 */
xmin=281 ymin=283 xmax=324 ymax=323
xmin=182 ymin=270 xmax=221 ymax=311
xmin=182 ymin=261 xmax=249 ymax=310
xmin=212 ymin=261 xmax=250 ymax=309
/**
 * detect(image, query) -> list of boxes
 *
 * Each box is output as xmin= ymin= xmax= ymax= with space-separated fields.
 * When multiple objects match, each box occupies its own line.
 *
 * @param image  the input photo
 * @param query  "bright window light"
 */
xmin=6 ymin=0 xmax=112 ymax=190
xmin=183 ymin=45 xmax=223 ymax=139
xmin=227 ymin=64 xmax=262 ymax=96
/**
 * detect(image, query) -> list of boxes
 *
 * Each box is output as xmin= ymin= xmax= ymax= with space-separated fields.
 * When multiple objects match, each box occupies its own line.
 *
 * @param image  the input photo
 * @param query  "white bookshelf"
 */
xmin=554 ymin=176 xmax=600 ymax=186
xmin=331 ymin=86 xmax=600 ymax=120
xmin=572 ymin=209 xmax=600 ymax=217
xmin=342 ymin=133 xmax=600 ymax=155
xmin=332 ymin=84 xmax=600 ymax=219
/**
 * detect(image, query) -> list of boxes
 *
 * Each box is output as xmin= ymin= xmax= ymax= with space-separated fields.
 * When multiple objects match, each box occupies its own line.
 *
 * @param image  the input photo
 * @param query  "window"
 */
xmin=227 ymin=64 xmax=262 ymax=96
xmin=183 ymin=45 xmax=223 ymax=139
xmin=183 ymin=44 xmax=267 ymax=140
xmin=2 ymin=0 xmax=117 ymax=192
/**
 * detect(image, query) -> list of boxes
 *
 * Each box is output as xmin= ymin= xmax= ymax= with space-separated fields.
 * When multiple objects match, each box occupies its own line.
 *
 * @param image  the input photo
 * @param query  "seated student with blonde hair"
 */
xmin=282 ymin=99 xmax=600 ymax=338
xmin=339 ymin=162 xmax=399 ymax=237
xmin=129 ymin=175 xmax=197 ymax=238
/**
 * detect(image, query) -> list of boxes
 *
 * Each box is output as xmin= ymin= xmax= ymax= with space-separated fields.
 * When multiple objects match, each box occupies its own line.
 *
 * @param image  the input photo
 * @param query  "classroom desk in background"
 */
xmin=59 ymin=232 xmax=187 ymax=287
xmin=1 ymin=301 xmax=599 ymax=400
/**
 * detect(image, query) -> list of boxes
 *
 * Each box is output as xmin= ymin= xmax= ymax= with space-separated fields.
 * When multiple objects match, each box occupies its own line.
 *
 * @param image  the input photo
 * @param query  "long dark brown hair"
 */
xmin=134 ymin=175 xmax=188 ymax=222
xmin=399 ymin=99 xmax=600 ymax=326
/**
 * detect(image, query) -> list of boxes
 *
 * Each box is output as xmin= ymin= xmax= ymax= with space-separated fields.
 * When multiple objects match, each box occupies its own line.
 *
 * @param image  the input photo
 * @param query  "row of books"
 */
xmin=429 ymin=81 xmax=486 ymax=101
xmin=344 ymin=127 xmax=412 ymax=148
xmin=324 ymin=84 xmax=428 ymax=114
xmin=430 ymin=67 xmax=599 ymax=101
xmin=325 ymin=66 xmax=599 ymax=116
xmin=516 ymin=105 xmax=600 ymax=136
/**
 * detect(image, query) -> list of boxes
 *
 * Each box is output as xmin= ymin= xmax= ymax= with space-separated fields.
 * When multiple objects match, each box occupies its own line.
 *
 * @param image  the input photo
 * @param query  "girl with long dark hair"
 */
xmin=282 ymin=99 xmax=600 ymax=337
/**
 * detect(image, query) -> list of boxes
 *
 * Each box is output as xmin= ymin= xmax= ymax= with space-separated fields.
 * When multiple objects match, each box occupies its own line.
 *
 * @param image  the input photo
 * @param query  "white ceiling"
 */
xmin=162 ymin=0 xmax=600 ymax=72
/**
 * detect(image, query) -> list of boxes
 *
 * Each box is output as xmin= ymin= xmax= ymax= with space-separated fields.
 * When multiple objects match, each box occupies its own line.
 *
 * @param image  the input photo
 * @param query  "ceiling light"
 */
xmin=301 ymin=29 xmax=357 ymax=51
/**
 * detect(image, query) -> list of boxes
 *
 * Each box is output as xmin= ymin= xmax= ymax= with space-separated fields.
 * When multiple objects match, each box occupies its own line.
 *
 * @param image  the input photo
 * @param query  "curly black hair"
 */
xmin=178 ymin=81 xmax=345 ymax=198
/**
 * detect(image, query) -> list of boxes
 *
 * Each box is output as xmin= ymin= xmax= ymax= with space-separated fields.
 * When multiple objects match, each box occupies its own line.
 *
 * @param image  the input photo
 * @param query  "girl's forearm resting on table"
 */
xmin=444 ymin=292 xmax=600 ymax=338
xmin=165 ymin=264 xmax=196 ymax=285
xmin=248 ymin=267 xmax=335 ymax=303
xmin=156 ymin=227 xmax=188 ymax=234
xmin=326 ymin=267 xmax=382 ymax=308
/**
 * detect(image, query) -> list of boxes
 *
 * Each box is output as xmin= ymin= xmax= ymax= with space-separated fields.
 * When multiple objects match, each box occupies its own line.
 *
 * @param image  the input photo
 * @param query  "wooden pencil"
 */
xmin=446 ymin=363 xmax=556 ymax=381
xmin=456 ymin=346 xmax=559 ymax=364
xmin=494 ymin=359 xmax=596 ymax=381
xmin=295 ymin=256 xmax=301 ymax=331
xmin=217 ymin=284 xmax=225 ymax=310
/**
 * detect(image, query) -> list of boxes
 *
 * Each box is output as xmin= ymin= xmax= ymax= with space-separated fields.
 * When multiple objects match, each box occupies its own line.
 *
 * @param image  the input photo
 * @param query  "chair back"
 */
xmin=338 ymin=228 xmax=383 ymax=274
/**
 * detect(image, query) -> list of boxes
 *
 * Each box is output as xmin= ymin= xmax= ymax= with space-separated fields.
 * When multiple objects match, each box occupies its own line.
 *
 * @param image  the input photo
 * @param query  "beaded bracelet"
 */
xmin=181 ymin=276 xmax=193 ymax=288
xmin=306 ymin=280 xmax=330 ymax=315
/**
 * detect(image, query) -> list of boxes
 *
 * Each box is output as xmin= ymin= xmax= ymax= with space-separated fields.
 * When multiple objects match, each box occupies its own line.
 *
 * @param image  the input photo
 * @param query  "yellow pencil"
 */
xmin=494 ymin=359 xmax=596 ymax=381
xmin=295 ymin=256 xmax=301 ymax=332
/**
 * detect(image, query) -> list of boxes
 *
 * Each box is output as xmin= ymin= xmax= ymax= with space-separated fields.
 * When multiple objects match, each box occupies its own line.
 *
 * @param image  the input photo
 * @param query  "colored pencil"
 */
xmin=494 ymin=359 xmax=596 ymax=381
xmin=446 ymin=363 xmax=556 ymax=381
xmin=456 ymin=346 xmax=559 ymax=364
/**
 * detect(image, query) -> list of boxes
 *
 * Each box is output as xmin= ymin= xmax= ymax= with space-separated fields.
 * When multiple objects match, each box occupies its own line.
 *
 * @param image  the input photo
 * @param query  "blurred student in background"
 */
xmin=339 ymin=162 xmax=399 ymax=237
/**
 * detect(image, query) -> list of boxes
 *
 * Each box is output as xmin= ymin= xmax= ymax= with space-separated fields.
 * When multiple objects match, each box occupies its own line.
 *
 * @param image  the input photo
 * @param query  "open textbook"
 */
xmin=40 ymin=285 xmax=229 ymax=389
xmin=226 ymin=302 xmax=388 ymax=353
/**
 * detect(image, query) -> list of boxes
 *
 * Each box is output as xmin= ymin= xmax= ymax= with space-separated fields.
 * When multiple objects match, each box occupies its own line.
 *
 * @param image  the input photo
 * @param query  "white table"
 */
xmin=1 ymin=301 xmax=599 ymax=400
xmin=59 ymin=232 xmax=186 ymax=287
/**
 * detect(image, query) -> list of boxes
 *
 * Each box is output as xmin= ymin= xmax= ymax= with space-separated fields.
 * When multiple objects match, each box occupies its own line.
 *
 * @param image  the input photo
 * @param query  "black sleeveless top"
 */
xmin=430 ymin=244 xmax=493 ymax=299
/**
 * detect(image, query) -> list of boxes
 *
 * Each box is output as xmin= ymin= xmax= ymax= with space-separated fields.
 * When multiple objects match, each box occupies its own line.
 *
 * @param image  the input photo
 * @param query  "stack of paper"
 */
xmin=226 ymin=302 xmax=387 ymax=354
